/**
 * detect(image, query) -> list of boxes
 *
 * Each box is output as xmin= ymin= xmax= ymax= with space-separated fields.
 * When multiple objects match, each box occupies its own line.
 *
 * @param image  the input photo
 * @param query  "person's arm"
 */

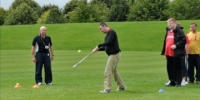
xmin=185 ymin=35 xmax=190 ymax=58
xmin=98 ymin=46 xmax=105 ymax=51
xmin=48 ymin=36 xmax=54 ymax=60
xmin=49 ymin=46 xmax=54 ymax=60
xmin=92 ymin=46 xmax=105 ymax=53
xmin=31 ymin=46 xmax=36 ymax=63
xmin=175 ymin=29 xmax=186 ymax=48
xmin=31 ymin=36 xmax=37 ymax=63
xmin=185 ymin=44 xmax=189 ymax=58
xmin=161 ymin=28 xmax=168 ymax=55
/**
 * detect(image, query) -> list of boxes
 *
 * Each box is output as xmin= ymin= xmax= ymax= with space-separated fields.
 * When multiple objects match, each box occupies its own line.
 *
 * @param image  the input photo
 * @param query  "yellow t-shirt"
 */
xmin=187 ymin=31 xmax=200 ymax=54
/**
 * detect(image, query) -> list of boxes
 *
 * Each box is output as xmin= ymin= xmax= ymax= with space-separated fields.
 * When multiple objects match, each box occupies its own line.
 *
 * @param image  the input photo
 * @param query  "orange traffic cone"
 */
xmin=32 ymin=84 xmax=40 ymax=88
xmin=14 ymin=83 xmax=21 ymax=88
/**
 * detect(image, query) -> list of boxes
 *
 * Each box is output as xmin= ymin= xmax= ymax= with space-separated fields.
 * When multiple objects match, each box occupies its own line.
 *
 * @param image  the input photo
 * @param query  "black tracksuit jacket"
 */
xmin=161 ymin=26 xmax=186 ymax=57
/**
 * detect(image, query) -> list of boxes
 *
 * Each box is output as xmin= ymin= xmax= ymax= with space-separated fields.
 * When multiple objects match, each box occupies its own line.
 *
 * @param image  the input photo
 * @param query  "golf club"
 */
xmin=72 ymin=52 xmax=93 ymax=68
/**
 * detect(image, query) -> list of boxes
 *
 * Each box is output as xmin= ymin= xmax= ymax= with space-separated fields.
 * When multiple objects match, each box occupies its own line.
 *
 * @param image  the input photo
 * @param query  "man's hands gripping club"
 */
xmin=92 ymin=46 xmax=99 ymax=53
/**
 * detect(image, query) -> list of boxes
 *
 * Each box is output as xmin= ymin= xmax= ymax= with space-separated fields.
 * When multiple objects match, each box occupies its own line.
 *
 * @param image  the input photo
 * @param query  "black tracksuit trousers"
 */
xmin=166 ymin=56 xmax=183 ymax=85
xmin=35 ymin=52 xmax=52 ymax=84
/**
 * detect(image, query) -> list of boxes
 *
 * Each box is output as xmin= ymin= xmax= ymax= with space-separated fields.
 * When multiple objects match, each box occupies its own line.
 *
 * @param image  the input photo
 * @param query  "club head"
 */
xmin=72 ymin=64 xmax=78 ymax=68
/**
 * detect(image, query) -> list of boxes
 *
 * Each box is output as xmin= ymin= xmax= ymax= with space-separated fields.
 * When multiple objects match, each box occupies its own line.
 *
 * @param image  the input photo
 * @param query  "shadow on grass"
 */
xmin=184 ymin=84 xmax=200 ymax=88
xmin=113 ymin=90 xmax=154 ymax=94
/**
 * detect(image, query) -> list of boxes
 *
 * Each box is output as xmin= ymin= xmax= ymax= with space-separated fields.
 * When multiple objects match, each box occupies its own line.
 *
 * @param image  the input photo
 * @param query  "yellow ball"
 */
xmin=78 ymin=50 xmax=81 ymax=53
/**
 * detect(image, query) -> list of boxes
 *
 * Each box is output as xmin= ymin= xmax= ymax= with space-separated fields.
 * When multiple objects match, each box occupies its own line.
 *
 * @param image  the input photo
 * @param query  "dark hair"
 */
xmin=191 ymin=22 xmax=197 ymax=27
xmin=99 ymin=22 xmax=108 ymax=27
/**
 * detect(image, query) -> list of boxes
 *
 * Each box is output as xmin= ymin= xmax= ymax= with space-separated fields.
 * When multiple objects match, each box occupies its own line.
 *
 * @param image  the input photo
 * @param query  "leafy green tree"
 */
xmin=68 ymin=1 xmax=109 ymax=22
xmin=63 ymin=0 xmax=81 ymax=14
xmin=0 ymin=7 xmax=7 ymax=25
xmin=127 ymin=0 xmax=170 ymax=21
xmin=46 ymin=8 xmax=63 ymax=24
xmin=63 ymin=0 xmax=87 ymax=22
xmin=41 ymin=4 xmax=60 ymax=13
xmin=107 ymin=0 xmax=129 ymax=21
xmin=88 ymin=1 xmax=109 ymax=22
xmin=9 ymin=0 xmax=41 ymax=15
xmin=38 ymin=4 xmax=65 ymax=24
xmin=68 ymin=2 xmax=91 ymax=22
xmin=127 ymin=0 xmax=135 ymax=6
xmin=37 ymin=8 xmax=64 ymax=24
xmin=5 ymin=0 xmax=41 ymax=25
xmin=169 ymin=0 xmax=200 ymax=19
xmin=91 ymin=0 xmax=131 ymax=21
xmin=91 ymin=0 xmax=113 ymax=8
xmin=5 ymin=3 xmax=38 ymax=25
xmin=37 ymin=10 xmax=50 ymax=24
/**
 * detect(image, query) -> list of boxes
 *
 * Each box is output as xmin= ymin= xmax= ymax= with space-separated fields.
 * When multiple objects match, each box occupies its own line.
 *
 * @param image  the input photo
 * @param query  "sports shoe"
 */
xmin=189 ymin=80 xmax=194 ymax=83
xmin=165 ymin=81 xmax=170 ymax=85
xmin=181 ymin=81 xmax=187 ymax=86
xmin=116 ymin=87 xmax=126 ymax=91
xmin=196 ymin=81 xmax=200 ymax=84
xmin=165 ymin=81 xmax=175 ymax=86
xmin=175 ymin=84 xmax=181 ymax=87
xmin=100 ymin=90 xmax=110 ymax=93
xmin=185 ymin=81 xmax=189 ymax=84
xmin=181 ymin=81 xmax=188 ymax=86
xmin=37 ymin=82 xmax=42 ymax=86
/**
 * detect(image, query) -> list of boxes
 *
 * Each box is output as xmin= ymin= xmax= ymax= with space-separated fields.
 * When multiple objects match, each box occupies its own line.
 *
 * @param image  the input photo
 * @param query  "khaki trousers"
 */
xmin=104 ymin=53 xmax=125 ymax=91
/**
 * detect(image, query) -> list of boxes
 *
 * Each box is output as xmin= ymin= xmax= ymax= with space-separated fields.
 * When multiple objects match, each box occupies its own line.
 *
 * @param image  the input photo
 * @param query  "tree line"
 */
xmin=0 ymin=0 xmax=200 ymax=25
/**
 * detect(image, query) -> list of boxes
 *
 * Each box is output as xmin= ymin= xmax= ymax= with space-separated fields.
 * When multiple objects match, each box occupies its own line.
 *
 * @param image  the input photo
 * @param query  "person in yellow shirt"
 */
xmin=187 ymin=22 xmax=200 ymax=84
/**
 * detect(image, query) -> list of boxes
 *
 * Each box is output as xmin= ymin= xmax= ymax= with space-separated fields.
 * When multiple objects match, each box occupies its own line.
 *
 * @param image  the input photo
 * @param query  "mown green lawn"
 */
xmin=0 ymin=50 xmax=199 ymax=100
xmin=1 ymin=21 xmax=200 ymax=100
xmin=1 ymin=20 xmax=200 ymax=51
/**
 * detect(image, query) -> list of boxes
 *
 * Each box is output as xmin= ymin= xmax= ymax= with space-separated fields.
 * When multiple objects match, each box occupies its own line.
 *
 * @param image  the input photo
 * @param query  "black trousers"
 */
xmin=188 ymin=54 xmax=200 ymax=82
xmin=181 ymin=57 xmax=188 ymax=78
xmin=166 ymin=56 xmax=183 ymax=85
xmin=35 ymin=52 xmax=52 ymax=84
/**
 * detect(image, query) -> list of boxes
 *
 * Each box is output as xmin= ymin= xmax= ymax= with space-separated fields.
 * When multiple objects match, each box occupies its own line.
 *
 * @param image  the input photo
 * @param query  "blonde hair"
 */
xmin=40 ymin=26 xmax=46 ymax=30
xmin=167 ymin=18 xmax=177 ymax=24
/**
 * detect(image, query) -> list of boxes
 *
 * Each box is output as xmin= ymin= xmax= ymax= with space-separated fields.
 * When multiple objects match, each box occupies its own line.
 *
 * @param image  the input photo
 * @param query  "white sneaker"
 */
xmin=165 ymin=81 xmax=170 ymax=85
xmin=37 ymin=82 xmax=42 ymax=86
xmin=185 ymin=81 xmax=189 ymax=84
xmin=100 ymin=90 xmax=110 ymax=93
xmin=181 ymin=81 xmax=187 ymax=86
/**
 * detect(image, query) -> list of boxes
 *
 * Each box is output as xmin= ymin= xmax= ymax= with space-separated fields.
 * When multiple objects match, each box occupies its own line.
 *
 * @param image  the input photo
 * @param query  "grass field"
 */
xmin=1 ymin=20 xmax=200 ymax=51
xmin=1 ymin=21 xmax=200 ymax=100
xmin=0 ymin=50 xmax=200 ymax=100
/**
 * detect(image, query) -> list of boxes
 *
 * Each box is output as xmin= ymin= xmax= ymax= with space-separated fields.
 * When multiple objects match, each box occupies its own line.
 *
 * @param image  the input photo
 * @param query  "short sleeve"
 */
xmin=49 ymin=36 xmax=52 ymax=46
xmin=32 ymin=36 xmax=37 ymax=46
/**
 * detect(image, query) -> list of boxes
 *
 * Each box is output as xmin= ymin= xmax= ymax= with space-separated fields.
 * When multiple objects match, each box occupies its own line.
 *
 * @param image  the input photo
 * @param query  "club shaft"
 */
xmin=73 ymin=52 xmax=93 ymax=68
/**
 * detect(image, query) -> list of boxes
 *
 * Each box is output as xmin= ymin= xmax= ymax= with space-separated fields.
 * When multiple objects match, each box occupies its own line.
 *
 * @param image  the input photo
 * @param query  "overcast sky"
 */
xmin=0 ymin=0 xmax=70 ymax=10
